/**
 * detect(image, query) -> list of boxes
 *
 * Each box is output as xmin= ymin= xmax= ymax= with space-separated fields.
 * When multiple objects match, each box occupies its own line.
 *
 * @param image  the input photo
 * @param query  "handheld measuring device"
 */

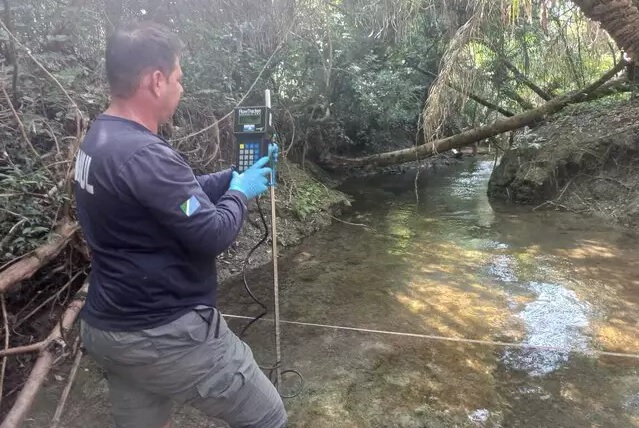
xmin=233 ymin=105 xmax=274 ymax=174
xmin=232 ymin=91 xmax=302 ymax=398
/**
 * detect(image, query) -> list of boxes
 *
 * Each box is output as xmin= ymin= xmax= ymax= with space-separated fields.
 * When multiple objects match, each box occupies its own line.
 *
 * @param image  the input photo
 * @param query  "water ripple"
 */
xmin=501 ymin=281 xmax=592 ymax=376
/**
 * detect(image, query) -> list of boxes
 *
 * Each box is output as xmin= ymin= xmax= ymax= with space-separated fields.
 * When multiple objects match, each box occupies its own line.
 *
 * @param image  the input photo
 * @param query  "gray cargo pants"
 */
xmin=80 ymin=306 xmax=287 ymax=428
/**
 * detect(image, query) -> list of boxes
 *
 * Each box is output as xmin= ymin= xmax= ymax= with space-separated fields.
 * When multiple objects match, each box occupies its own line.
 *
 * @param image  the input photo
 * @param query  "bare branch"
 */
xmin=0 ymin=342 xmax=43 ymax=359
xmin=501 ymin=58 xmax=553 ymax=101
xmin=50 ymin=338 xmax=83 ymax=428
xmin=0 ymin=282 xmax=88 ymax=428
xmin=13 ymin=270 xmax=81 ymax=330
xmin=0 ymin=295 xmax=8 ymax=408
xmin=0 ymin=220 xmax=78 ymax=294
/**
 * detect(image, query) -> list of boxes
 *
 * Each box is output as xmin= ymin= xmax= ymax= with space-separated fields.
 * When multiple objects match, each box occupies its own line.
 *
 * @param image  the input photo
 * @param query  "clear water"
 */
xmin=219 ymin=157 xmax=639 ymax=427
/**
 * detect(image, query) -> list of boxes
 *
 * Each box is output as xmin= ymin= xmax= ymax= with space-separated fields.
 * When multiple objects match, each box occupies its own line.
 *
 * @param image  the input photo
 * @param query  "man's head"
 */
xmin=105 ymin=22 xmax=183 ymax=124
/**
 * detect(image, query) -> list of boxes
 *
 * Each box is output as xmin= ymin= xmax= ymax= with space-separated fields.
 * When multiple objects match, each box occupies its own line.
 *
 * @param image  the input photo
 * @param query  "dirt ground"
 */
xmin=488 ymin=97 xmax=639 ymax=228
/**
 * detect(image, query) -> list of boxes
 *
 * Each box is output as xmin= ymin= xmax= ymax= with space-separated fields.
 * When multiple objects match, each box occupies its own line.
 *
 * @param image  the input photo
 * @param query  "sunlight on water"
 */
xmin=266 ymin=157 xmax=639 ymax=427
xmin=487 ymin=254 xmax=518 ymax=283
xmin=501 ymin=281 xmax=592 ymax=376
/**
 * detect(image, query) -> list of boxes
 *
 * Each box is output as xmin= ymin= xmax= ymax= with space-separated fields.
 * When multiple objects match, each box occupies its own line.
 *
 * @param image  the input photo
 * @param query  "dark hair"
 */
xmin=105 ymin=21 xmax=182 ymax=98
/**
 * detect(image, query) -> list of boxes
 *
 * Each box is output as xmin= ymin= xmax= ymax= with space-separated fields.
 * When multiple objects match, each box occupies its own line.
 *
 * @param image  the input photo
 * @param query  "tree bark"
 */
xmin=574 ymin=0 xmax=639 ymax=61
xmin=0 ymin=220 xmax=78 ymax=294
xmin=323 ymin=60 xmax=627 ymax=168
xmin=583 ymin=77 xmax=631 ymax=101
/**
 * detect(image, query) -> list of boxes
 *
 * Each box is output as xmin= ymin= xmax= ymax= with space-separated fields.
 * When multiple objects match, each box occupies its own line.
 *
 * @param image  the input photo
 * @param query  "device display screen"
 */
xmin=238 ymin=114 xmax=261 ymax=125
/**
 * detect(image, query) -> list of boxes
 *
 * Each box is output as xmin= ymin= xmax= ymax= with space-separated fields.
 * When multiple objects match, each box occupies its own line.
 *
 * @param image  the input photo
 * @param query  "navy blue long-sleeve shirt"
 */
xmin=74 ymin=114 xmax=247 ymax=331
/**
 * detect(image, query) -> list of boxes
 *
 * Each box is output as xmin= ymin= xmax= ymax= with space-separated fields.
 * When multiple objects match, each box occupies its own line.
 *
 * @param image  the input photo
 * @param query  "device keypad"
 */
xmin=238 ymin=142 xmax=261 ymax=172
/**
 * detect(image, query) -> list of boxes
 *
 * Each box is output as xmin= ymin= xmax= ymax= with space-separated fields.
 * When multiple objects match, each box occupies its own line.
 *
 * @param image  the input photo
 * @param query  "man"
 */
xmin=75 ymin=21 xmax=287 ymax=428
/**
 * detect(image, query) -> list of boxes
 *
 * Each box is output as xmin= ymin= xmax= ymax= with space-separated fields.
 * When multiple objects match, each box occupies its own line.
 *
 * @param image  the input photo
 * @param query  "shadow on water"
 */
xmin=218 ymin=157 xmax=639 ymax=427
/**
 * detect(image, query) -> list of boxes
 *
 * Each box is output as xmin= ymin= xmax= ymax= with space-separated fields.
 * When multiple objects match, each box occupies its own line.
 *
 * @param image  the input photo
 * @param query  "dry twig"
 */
xmin=0 ymin=220 xmax=78 ymax=294
xmin=50 ymin=337 xmax=83 ymax=428
xmin=0 ymin=295 xmax=9 ymax=408
xmin=0 ymin=342 xmax=42 ymax=359
xmin=13 ymin=270 xmax=82 ymax=330
xmin=0 ymin=282 xmax=88 ymax=428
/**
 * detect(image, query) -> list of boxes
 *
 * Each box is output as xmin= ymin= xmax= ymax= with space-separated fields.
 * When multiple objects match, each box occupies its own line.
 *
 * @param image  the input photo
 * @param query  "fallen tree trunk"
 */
xmin=583 ymin=77 xmax=631 ymax=101
xmin=323 ymin=60 xmax=628 ymax=168
xmin=0 ymin=282 xmax=88 ymax=428
xmin=0 ymin=220 xmax=78 ymax=294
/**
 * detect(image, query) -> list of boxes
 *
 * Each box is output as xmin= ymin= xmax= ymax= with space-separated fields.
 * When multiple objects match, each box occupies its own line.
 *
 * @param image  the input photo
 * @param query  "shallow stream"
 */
xmin=219 ymin=157 xmax=639 ymax=427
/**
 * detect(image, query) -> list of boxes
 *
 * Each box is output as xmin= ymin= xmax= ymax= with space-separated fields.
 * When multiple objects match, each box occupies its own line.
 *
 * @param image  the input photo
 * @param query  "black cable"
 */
xmin=239 ymin=196 xmax=269 ymax=339
xmin=239 ymin=195 xmax=304 ymax=398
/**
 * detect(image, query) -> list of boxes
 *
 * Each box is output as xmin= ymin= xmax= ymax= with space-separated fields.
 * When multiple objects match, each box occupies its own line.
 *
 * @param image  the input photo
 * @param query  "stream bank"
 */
xmin=212 ymin=158 xmax=351 ymax=283
xmin=488 ymin=97 xmax=639 ymax=228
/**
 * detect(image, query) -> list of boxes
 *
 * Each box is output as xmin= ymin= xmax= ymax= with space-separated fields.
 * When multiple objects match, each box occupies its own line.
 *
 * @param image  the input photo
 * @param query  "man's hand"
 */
xmin=229 ymin=157 xmax=272 ymax=200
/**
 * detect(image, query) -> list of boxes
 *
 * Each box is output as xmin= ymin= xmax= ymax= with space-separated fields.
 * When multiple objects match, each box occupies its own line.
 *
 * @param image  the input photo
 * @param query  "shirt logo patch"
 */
xmin=180 ymin=195 xmax=201 ymax=217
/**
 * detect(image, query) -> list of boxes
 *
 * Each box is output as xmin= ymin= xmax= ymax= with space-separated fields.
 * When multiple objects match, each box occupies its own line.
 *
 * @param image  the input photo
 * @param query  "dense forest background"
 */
xmin=0 ymin=0 xmax=628 ymax=264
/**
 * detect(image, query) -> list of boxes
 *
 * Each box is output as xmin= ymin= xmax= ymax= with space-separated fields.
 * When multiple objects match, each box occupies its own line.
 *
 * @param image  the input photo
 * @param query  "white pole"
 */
xmin=265 ymin=89 xmax=282 ymax=390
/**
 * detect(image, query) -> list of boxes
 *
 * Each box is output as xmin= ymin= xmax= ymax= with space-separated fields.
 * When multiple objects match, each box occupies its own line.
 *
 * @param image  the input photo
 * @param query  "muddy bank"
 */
xmin=487 ymin=97 xmax=639 ymax=227
xmin=215 ymin=158 xmax=351 ymax=283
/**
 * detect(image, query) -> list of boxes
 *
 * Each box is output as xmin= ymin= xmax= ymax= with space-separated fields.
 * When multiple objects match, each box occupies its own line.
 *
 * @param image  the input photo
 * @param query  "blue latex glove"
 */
xmin=229 ymin=156 xmax=272 ymax=200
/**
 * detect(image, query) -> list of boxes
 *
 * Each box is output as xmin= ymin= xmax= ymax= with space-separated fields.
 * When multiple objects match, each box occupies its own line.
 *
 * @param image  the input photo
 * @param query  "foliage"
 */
xmin=291 ymin=181 xmax=331 ymax=220
xmin=0 ymin=166 xmax=60 ymax=260
xmin=421 ymin=0 xmax=621 ymax=140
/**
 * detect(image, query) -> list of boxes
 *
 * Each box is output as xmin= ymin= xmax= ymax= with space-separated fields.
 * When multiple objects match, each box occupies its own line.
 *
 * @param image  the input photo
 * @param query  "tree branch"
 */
xmin=0 ymin=220 xmax=78 ymax=294
xmin=409 ymin=63 xmax=515 ymax=117
xmin=50 ymin=338 xmax=82 ymax=428
xmin=0 ymin=342 xmax=42 ymax=359
xmin=0 ymin=296 xmax=8 ymax=409
xmin=501 ymin=58 xmax=553 ymax=101
xmin=0 ymin=282 xmax=88 ymax=428
xmin=324 ymin=60 xmax=628 ymax=168
xmin=502 ymin=88 xmax=534 ymax=111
